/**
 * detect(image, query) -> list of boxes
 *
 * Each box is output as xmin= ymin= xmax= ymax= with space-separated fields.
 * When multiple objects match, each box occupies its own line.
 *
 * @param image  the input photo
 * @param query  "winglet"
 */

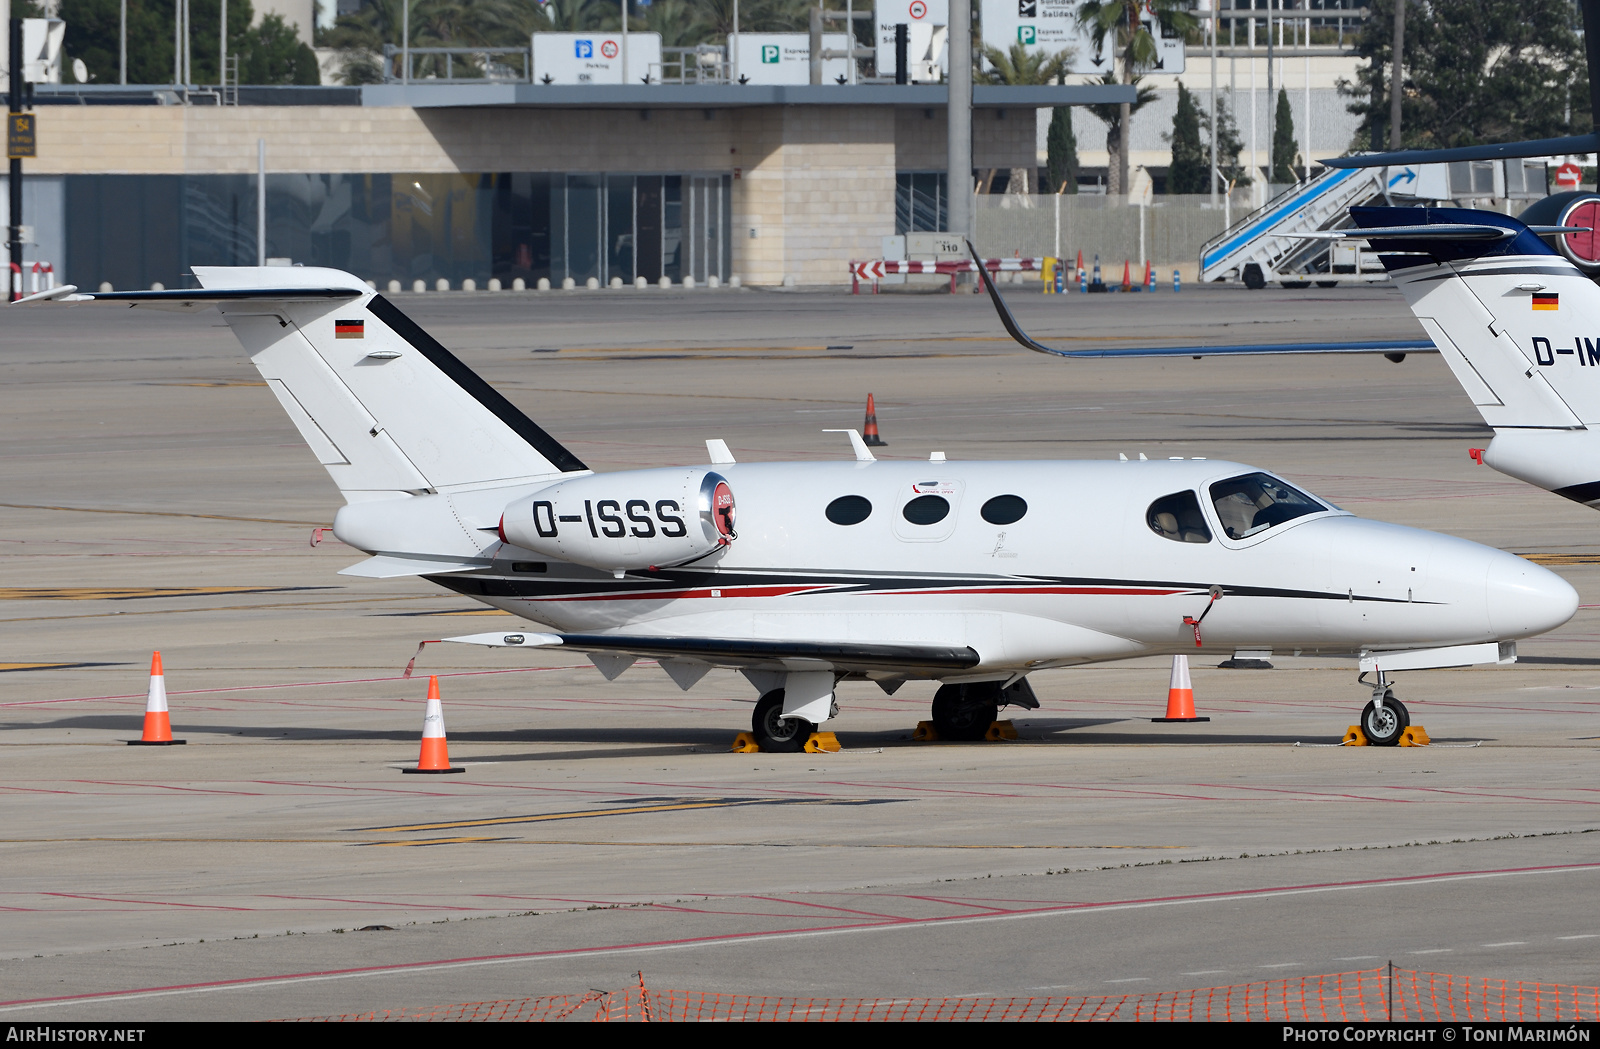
xmin=968 ymin=239 xmax=1069 ymax=358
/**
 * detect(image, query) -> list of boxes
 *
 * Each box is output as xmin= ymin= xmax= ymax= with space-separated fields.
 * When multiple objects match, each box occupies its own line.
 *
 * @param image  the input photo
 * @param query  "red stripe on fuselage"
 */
xmin=529 ymin=583 xmax=1192 ymax=603
xmin=534 ymin=584 xmax=842 ymax=603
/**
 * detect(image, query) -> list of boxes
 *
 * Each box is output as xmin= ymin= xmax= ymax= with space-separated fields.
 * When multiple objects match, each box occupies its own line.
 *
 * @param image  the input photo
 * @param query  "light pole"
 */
xmin=947 ymin=0 xmax=971 ymax=239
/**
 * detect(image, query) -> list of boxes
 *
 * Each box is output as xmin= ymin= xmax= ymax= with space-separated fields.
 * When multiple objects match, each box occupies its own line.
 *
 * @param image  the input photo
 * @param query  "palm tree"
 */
xmin=1076 ymin=0 xmax=1196 ymax=195
xmin=977 ymin=42 xmax=1071 ymax=87
xmin=1083 ymin=71 xmax=1156 ymax=192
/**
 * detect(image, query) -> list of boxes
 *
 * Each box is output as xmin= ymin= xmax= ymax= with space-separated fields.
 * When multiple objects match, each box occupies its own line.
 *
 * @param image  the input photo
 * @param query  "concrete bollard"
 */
xmin=707 ymin=274 xmax=720 ymax=289
xmin=513 ymin=277 xmax=526 ymax=291
xmin=537 ymin=277 xmax=551 ymax=291
xmin=462 ymin=278 xmax=476 ymax=292
xmin=781 ymin=275 xmax=795 ymax=287
xmin=729 ymin=275 xmax=741 ymax=288
xmin=683 ymin=275 xmax=696 ymax=289
xmin=387 ymin=279 xmax=402 ymax=293
xmin=487 ymin=278 xmax=501 ymax=292
xmin=561 ymin=277 xmax=575 ymax=290
xmin=413 ymin=279 xmax=427 ymax=293
xmin=365 ymin=279 xmax=377 ymax=290
xmin=99 ymin=282 xmax=113 ymax=293
xmin=435 ymin=278 xmax=450 ymax=292
xmin=659 ymin=275 xmax=672 ymax=288
xmin=609 ymin=276 xmax=623 ymax=289
xmin=585 ymin=277 xmax=600 ymax=290
xmin=635 ymin=275 xmax=648 ymax=289
xmin=150 ymin=282 xmax=165 ymax=291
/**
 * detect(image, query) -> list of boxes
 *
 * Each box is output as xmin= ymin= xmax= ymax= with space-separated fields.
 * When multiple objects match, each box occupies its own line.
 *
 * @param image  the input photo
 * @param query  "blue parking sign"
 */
xmin=575 ymin=39 xmax=593 ymax=58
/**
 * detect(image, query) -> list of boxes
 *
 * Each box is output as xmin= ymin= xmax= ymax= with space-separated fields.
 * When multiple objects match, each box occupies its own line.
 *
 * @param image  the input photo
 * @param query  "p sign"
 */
xmin=761 ymin=44 xmax=780 ymax=63
xmin=1017 ymin=25 xmax=1037 ymax=44
xmin=575 ymin=39 xmax=593 ymax=58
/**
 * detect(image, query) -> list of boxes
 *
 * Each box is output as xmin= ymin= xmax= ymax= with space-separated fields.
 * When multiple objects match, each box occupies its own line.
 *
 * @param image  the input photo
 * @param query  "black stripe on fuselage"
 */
xmin=426 ymin=569 xmax=1431 ymax=605
xmin=366 ymin=295 xmax=588 ymax=474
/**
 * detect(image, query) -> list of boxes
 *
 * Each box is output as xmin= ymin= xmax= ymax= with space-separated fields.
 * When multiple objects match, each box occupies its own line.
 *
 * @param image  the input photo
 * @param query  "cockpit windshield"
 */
xmin=1208 ymin=473 xmax=1327 ymax=540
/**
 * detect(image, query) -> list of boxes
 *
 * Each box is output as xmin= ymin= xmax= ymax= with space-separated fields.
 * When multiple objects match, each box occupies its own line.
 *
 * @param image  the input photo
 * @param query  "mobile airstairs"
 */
xmin=1199 ymin=166 xmax=1395 ymax=287
xmin=1199 ymin=158 xmax=1552 ymax=286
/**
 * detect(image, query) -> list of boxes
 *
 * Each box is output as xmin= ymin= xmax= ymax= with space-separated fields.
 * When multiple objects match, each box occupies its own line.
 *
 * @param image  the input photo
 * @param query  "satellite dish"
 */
xmin=72 ymin=57 xmax=89 ymax=83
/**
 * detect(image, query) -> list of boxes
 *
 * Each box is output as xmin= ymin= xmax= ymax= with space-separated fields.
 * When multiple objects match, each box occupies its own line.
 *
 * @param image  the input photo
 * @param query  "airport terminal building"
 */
xmin=9 ymin=83 xmax=1120 ymax=290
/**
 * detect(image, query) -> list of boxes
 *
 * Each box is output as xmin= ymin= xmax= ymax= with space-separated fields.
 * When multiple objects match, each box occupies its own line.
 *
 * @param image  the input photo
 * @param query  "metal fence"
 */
xmin=973 ymin=193 xmax=1253 ymax=278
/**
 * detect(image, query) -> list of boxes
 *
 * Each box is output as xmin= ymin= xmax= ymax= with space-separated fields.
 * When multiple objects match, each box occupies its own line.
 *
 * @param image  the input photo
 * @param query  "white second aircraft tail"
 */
xmin=1353 ymin=207 xmax=1600 ymax=506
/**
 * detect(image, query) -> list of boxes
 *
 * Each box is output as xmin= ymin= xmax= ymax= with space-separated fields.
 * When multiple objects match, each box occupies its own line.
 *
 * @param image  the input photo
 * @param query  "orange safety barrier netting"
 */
xmin=278 ymin=968 xmax=1600 ymax=1022
xmin=1393 ymin=970 xmax=1600 ymax=1023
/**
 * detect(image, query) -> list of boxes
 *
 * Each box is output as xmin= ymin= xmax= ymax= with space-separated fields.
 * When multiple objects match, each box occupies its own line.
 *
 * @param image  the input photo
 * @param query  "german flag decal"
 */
xmin=1533 ymin=293 xmax=1560 ymax=311
xmin=335 ymin=319 xmax=365 ymax=338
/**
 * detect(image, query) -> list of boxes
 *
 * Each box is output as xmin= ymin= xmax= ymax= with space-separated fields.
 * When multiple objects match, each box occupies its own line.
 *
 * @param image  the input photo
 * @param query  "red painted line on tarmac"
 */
xmin=71 ymin=780 xmax=262 ymax=796
xmin=40 ymin=893 xmax=257 ymax=913
xmin=7 ymin=861 xmax=1600 ymax=1012
xmin=741 ymin=894 xmax=907 ymax=921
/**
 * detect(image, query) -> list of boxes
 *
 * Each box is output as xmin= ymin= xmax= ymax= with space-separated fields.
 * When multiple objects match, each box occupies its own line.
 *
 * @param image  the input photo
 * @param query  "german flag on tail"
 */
xmin=1532 ymin=293 xmax=1559 ymax=311
xmin=335 ymin=319 xmax=365 ymax=338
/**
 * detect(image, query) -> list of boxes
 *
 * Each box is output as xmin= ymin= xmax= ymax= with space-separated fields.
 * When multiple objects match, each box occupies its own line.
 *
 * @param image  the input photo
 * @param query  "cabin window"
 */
xmin=980 ymin=494 xmax=1028 ymax=525
xmin=1209 ymin=472 xmax=1325 ymax=540
xmin=1147 ymin=491 xmax=1213 ymax=544
xmin=825 ymin=495 xmax=873 ymax=525
xmin=902 ymin=495 xmax=951 ymax=525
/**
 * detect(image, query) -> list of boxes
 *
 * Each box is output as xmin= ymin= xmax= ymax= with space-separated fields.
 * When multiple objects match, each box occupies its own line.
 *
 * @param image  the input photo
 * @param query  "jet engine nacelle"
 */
xmin=500 ymin=468 xmax=736 ymax=571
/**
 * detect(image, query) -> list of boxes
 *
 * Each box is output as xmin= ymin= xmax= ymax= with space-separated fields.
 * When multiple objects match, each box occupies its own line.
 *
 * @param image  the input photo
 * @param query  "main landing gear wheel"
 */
xmin=931 ymin=683 xmax=999 ymax=742
xmin=1361 ymin=691 xmax=1410 ymax=747
xmin=752 ymin=690 xmax=814 ymax=753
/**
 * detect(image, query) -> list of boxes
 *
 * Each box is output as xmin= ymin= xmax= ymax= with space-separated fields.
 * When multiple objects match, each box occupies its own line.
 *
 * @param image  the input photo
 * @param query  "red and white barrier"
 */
xmin=850 ymin=257 xmax=1046 ymax=294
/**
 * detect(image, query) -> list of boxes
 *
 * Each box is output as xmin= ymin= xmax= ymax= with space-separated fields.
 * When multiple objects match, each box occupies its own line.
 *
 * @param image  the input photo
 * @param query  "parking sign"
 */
xmin=575 ymin=39 xmax=593 ymax=58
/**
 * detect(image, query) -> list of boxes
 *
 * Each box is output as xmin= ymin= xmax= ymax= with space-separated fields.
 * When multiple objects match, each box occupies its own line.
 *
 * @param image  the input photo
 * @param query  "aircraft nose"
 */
xmin=1486 ymin=553 xmax=1578 ymax=638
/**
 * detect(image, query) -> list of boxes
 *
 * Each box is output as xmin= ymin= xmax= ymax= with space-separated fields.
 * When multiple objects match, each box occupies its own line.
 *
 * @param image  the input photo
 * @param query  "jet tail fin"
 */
xmin=1348 ymin=206 xmax=1600 ymax=431
xmin=189 ymin=266 xmax=587 ymax=498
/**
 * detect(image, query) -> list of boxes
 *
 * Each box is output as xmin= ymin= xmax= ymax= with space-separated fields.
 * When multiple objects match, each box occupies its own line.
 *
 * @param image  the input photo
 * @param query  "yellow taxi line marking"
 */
xmin=0 ymin=587 xmax=331 ymax=601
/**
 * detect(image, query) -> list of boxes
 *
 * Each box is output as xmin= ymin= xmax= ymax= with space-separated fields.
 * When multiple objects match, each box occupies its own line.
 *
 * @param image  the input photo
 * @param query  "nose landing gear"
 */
xmin=1358 ymin=671 xmax=1410 ymax=746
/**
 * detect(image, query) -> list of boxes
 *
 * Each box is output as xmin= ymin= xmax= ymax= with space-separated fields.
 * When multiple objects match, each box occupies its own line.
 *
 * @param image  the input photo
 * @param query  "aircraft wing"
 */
xmin=442 ymin=630 xmax=982 ymax=674
xmin=967 ymin=241 xmax=1435 ymax=360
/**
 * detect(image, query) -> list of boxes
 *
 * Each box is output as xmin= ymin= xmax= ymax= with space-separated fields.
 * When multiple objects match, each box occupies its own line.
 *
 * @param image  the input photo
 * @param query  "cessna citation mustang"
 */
xmin=16 ymin=267 xmax=1577 ymax=752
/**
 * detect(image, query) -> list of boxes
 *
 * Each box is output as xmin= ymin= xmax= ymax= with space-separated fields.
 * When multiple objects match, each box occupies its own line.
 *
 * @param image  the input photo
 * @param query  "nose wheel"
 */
xmin=1359 ymin=676 xmax=1410 ymax=747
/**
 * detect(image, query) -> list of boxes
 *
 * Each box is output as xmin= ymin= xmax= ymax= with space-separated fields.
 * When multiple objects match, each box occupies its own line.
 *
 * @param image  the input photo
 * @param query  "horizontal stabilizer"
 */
xmin=444 ymin=631 xmax=982 ymax=673
xmin=339 ymin=555 xmax=490 ymax=578
xmin=11 ymin=285 xmax=361 ymax=310
xmin=1320 ymin=133 xmax=1600 ymax=169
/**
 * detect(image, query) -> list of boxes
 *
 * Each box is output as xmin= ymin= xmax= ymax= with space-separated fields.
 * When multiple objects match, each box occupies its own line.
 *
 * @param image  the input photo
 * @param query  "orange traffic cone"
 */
xmin=1152 ymin=654 xmax=1210 ymax=723
xmin=862 ymin=393 xmax=886 ymax=447
xmin=128 ymin=651 xmax=185 ymax=745
xmin=403 ymin=675 xmax=464 ymax=774
xmin=1143 ymin=260 xmax=1154 ymax=291
xmin=1120 ymin=260 xmax=1133 ymax=292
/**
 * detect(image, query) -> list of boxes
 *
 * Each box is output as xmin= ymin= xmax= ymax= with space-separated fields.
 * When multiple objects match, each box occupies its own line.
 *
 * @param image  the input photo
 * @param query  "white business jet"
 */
xmin=16 ymin=265 xmax=1577 ymax=750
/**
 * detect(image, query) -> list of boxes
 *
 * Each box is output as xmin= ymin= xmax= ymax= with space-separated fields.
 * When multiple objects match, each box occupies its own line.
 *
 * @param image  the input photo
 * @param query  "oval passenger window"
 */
xmin=902 ymin=495 xmax=951 ymax=525
xmin=980 ymin=494 xmax=1027 ymax=525
xmin=825 ymin=495 xmax=873 ymax=525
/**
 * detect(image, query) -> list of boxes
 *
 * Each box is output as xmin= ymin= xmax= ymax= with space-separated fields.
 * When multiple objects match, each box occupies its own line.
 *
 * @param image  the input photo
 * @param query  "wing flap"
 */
xmin=443 ymin=631 xmax=981 ymax=673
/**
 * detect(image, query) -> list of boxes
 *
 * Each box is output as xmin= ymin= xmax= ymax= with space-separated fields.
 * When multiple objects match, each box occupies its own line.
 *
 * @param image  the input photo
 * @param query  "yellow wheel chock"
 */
xmin=730 ymin=732 xmax=761 ymax=753
xmin=803 ymin=732 xmax=841 ymax=754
